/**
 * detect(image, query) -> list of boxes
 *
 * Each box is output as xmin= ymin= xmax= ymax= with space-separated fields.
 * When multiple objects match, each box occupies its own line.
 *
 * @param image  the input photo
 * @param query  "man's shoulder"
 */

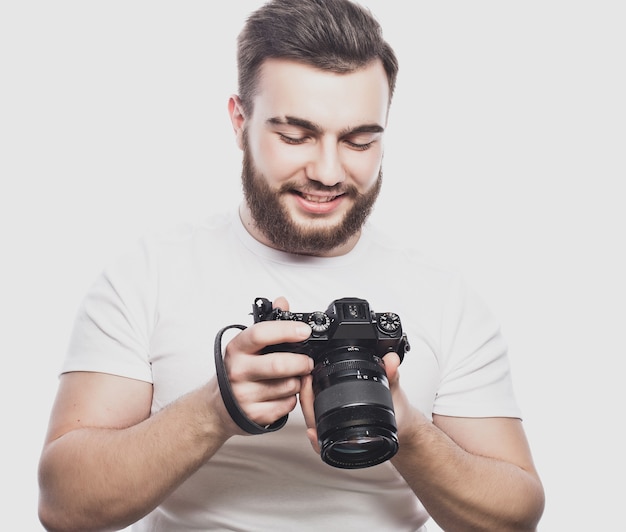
xmin=101 ymin=211 xmax=238 ymax=275
xmin=140 ymin=211 xmax=236 ymax=248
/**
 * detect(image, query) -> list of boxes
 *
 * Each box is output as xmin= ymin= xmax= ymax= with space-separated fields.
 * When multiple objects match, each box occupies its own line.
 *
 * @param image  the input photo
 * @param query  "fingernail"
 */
xmin=296 ymin=323 xmax=312 ymax=338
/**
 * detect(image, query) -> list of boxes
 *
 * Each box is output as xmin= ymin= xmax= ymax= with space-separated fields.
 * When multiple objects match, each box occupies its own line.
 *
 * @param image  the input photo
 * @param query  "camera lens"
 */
xmin=312 ymin=348 xmax=399 ymax=469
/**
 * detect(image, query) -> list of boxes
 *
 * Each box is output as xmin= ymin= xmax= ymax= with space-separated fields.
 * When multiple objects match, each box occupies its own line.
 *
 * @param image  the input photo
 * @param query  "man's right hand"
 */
xmin=217 ymin=296 xmax=313 ymax=434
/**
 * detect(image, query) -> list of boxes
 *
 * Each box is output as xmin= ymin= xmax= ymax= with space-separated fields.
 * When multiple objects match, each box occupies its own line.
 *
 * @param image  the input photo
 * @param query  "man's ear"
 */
xmin=228 ymin=95 xmax=246 ymax=150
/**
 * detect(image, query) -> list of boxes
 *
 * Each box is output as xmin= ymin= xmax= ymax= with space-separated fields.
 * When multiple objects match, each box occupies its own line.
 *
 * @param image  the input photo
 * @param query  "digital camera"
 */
xmin=252 ymin=297 xmax=410 ymax=469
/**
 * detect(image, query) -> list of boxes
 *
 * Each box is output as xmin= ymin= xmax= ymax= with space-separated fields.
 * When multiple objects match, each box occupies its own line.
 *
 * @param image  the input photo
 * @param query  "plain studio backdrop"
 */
xmin=1 ymin=1 xmax=624 ymax=530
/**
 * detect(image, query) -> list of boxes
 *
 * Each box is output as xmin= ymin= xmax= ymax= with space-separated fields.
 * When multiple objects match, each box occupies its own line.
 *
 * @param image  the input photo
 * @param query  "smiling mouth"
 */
xmin=298 ymin=192 xmax=341 ymax=203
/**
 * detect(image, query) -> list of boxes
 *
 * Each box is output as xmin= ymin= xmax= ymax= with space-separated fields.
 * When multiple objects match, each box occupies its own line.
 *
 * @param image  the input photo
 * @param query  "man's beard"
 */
xmin=241 ymin=136 xmax=382 ymax=255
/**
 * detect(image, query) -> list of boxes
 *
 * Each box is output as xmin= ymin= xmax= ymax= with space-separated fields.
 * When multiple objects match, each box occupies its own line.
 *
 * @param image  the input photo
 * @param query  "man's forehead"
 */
xmin=252 ymin=58 xmax=390 ymax=128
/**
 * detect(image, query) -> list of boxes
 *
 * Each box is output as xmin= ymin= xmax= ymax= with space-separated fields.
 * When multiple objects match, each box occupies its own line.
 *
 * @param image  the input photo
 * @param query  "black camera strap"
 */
xmin=214 ymin=324 xmax=289 ymax=434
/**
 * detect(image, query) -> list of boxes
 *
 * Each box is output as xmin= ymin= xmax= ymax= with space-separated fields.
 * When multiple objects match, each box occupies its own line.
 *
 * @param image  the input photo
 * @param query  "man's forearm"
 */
xmin=392 ymin=419 xmax=545 ymax=532
xmin=38 ymin=384 xmax=230 ymax=532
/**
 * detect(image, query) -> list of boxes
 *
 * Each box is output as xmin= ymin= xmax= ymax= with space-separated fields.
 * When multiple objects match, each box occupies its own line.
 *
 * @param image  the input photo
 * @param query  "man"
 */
xmin=38 ymin=1 xmax=545 ymax=530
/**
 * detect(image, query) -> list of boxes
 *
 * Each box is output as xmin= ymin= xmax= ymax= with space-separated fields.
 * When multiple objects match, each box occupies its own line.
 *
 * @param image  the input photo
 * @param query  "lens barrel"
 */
xmin=312 ymin=348 xmax=399 ymax=469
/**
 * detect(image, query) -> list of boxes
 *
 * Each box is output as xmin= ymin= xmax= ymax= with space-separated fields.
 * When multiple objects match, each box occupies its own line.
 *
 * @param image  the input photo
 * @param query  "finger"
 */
xmin=236 ymin=375 xmax=304 ymax=404
xmin=306 ymin=427 xmax=320 ymax=453
xmin=228 ymin=375 xmax=304 ymax=428
xmin=229 ymin=351 xmax=313 ymax=383
xmin=299 ymin=374 xmax=321 ymax=453
xmin=228 ymin=319 xmax=311 ymax=357
xmin=299 ymin=374 xmax=316 ymax=430
xmin=207 ymin=377 xmax=299 ymax=436
xmin=242 ymin=394 xmax=300 ymax=428
xmin=382 ymin=351 xmax=401 ymax=387
xmin=272 ymin=295 xmax=290 ymax=311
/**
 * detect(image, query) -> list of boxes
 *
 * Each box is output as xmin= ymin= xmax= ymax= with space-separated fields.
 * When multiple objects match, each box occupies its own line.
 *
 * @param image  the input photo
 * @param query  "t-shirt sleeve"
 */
xmin=433 ymin=275 xmax=522 ymax=419
xmin=61 ymin=237 xmax=156 ymax=383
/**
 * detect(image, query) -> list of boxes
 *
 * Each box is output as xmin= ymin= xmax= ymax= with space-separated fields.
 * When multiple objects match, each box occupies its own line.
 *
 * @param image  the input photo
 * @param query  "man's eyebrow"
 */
xmin=267 ymin=116 xmax=385 ymax=137
xmin=267 ymin=116 xmax=322 ymax=133
xmin=340 ymin=124 xmax=385 ymax=136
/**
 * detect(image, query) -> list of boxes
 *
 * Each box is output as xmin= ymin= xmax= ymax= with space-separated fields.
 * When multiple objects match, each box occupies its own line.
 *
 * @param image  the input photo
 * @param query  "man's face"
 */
xmin=233 ymin=58 xmax=390 ymax=256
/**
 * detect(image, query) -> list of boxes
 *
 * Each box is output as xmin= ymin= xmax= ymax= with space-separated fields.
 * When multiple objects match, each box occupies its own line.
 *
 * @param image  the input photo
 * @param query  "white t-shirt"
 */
xmin=63 ymin=211 xmax=521 ymax=531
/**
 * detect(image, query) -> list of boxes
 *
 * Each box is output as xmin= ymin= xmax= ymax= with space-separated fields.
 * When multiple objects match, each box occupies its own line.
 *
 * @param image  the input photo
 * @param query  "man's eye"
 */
xmin=345 ymin=140 xmax=374 ymax=151
xmin=279 ymin=133 xmax=307 ymax=145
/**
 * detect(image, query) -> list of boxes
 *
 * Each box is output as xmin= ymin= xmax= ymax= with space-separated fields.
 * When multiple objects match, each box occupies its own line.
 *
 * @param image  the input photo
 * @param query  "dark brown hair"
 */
xmin=236 ymin=0 xmax=399 ymax=115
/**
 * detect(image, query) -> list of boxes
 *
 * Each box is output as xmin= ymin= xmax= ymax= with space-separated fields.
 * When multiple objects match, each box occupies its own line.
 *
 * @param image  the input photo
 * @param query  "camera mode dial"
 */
xmin=376 ymin=312 xmax=401 ymax=334
xmin=308 ymin=311 xmax=331 ymax=333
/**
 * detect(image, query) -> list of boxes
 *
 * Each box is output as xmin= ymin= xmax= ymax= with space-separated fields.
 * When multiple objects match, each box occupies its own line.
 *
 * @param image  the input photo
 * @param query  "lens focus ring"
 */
xmin=314 ymin=358 xmax=383 ymax=379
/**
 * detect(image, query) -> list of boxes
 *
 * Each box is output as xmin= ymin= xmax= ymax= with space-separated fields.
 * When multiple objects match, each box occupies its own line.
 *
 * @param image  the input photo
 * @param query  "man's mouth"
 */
xmin=299 ymin=193 xmax=341 ymax=203
xmin=290 ymin=189 xmax=347 ymax=214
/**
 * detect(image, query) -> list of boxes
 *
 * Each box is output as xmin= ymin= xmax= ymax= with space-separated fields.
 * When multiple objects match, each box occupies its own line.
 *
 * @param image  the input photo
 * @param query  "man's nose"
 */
xmin=305 ymin=141 xmax=346 ymax=186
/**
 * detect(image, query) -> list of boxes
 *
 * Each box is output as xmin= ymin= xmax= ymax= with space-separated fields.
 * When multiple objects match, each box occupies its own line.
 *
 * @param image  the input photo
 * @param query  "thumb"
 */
xmin=383 ymin=351 xmax=401 ymax=387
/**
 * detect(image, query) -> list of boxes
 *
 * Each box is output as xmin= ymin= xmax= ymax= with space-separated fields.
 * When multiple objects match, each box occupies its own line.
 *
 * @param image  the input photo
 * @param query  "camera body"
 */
xmin=252 ymin=296 xmax=409 ymax=362
xmin=252 ymin=297 xmax=410 ymax=469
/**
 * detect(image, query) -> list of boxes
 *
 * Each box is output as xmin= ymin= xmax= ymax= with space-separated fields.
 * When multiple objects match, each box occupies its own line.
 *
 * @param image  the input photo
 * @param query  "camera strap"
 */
xmin=214 ymin=324 xmax=289 ymax=434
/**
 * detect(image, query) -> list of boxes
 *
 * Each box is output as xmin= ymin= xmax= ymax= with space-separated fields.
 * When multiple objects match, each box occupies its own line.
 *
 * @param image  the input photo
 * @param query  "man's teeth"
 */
xmin=301 ymin=194 xmax=337 ymax=203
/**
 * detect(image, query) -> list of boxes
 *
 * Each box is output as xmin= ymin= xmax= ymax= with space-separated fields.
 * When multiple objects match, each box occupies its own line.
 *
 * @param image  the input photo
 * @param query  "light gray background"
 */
xmin=1 ymin=1 xmax=624 ymax=530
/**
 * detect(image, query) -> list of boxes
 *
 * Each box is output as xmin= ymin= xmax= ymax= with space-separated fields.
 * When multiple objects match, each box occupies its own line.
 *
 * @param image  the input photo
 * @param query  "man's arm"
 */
xmin=387 ymin=354 xmax=545 ymax=532
xmin=38 ymin=372 xmax=232 ymax=531
xmin=300 ymin=352 xmax=544 ymax=532
xmin=393 ymin=414 xmax=544 ymax=531
xmin=38 ymin=306 xmax=313 ymax=532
